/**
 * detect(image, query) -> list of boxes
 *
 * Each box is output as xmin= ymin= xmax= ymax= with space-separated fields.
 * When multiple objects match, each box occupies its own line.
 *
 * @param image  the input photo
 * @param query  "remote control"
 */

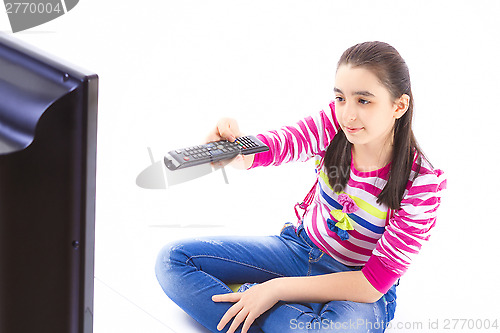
xmin=164 ymin=135 xmax=269 ymax=171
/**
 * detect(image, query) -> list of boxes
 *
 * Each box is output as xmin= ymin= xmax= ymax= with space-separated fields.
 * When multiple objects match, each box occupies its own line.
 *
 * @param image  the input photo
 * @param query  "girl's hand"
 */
xmin=212 ymin=282 xmax=279 ymax=333
xmin=206 ymin=118 xmax=255 ymax=170
xmin=206 ymin=117 xmax=242 ymax=143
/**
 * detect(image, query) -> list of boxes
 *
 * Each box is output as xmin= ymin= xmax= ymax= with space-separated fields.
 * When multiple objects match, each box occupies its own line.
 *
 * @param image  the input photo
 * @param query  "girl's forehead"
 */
xmin=335 ymin=65 xmax=387 ymax=95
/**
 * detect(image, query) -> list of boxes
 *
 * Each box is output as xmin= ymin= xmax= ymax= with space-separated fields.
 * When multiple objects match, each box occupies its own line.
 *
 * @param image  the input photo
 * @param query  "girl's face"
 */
xmin=334 ymin=65 xmax=408 ymax=150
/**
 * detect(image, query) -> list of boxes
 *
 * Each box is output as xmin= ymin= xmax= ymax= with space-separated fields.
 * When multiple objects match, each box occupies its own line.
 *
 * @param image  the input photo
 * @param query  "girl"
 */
xmin=155 ymin=41 xmax=446 ymax=333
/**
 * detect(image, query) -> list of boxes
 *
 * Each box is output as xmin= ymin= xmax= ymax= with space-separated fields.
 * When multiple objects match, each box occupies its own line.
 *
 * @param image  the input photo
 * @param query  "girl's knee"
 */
xmin=156 ymin=241 xmax=185 ymax=270
xmin=154 ymin=241 xmax=188 ymax=287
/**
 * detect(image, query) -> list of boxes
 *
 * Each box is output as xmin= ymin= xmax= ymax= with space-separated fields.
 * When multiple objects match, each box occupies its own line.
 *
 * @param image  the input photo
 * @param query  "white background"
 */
xmin=2 ymin=1 xmax=500 ymax=332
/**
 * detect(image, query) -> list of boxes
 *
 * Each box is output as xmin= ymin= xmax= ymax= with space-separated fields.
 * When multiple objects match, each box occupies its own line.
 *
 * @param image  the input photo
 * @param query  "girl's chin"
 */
xmin=344 ymin=132 xmax=366 ymax=145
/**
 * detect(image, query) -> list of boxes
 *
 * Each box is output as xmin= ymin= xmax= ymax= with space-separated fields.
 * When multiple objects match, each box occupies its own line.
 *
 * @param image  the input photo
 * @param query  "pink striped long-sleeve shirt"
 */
xmin=250 ymin=101 xmax=447 ymax=294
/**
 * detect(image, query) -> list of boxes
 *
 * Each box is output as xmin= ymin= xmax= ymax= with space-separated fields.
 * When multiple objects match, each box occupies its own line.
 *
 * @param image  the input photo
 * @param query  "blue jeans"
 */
xmin=155 ymin=222 xmax=397 ymax=332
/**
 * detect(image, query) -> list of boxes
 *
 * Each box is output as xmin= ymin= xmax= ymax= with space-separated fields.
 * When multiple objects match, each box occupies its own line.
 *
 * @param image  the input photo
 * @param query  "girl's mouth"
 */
xmin=345 ymin=126 xmax=363 ymax=134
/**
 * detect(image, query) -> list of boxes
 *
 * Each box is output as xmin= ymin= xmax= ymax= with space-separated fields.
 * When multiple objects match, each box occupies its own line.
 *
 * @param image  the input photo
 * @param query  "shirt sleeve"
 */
xmin=361 ymin=163 xmax=447 ymax=294
xmin=250 ymin=101 xmax=340 ymax=168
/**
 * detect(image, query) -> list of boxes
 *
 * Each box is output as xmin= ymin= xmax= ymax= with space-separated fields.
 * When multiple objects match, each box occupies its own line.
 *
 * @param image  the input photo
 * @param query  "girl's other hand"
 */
xmin=212 ymin=282 xmax=279 ymax=333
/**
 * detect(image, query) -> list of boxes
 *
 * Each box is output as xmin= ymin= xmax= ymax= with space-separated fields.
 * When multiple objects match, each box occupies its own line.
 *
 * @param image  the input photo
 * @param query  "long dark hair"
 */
xmin=324 ymin=41 xmax=426 ymax=210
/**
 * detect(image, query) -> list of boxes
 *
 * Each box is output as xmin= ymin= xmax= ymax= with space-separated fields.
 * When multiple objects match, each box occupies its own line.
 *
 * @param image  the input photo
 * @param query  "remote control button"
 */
xmin=184 ymin=156 xmax=190 ymax=161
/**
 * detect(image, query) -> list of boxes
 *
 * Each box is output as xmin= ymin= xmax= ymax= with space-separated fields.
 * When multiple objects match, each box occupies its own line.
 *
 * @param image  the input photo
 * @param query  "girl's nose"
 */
xmin=343 ymin=103 xmax=357 ymax=123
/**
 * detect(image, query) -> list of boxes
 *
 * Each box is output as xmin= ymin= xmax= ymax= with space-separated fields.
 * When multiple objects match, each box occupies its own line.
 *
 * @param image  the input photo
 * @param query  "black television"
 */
xmin=0 ymin=33 xmax=97 ymax=333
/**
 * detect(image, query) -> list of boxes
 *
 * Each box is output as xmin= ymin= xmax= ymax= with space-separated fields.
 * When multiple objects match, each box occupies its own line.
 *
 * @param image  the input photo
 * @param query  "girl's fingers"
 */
xmin=226 ymin=307 xmax=249 ymax=333
xmin=241 ymin=314 xmax=258 ymax=333
xmin=218 ymin=129 xmax=236 ymax=142
xmin=205 ymin=131 xmax=222 ymax=144
xmin=212 ymin=292 xmax=240 ymax=302
xmin=216 ymin=118 xmax=241 ymax=142
xmin=216 ymin=302 xmax=243 ymax=331
xmin=206 ymin=118 xmax=243 ymax=146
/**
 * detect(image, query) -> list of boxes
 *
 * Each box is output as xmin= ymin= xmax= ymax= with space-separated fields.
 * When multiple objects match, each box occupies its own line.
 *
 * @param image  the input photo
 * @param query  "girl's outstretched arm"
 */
xmin=212 ymin=271 xmax=382 ymax=333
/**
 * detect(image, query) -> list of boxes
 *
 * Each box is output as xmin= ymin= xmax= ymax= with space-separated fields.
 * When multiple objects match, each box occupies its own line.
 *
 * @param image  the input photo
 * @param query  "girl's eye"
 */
xmin=335 ymin=96 xmax=345 ymax=102
xmin=358 ymin=98 xmax=370 ymax=105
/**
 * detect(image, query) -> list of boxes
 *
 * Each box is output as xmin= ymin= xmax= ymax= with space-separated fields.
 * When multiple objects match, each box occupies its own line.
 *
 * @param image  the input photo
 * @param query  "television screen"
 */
xmin=0 ymin=33 xmax=97 ymax=333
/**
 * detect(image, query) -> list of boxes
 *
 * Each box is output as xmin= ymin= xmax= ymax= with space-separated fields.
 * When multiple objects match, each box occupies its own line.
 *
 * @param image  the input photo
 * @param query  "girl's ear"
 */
xmin=394 ymin=94 xmax=410 ymax=119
